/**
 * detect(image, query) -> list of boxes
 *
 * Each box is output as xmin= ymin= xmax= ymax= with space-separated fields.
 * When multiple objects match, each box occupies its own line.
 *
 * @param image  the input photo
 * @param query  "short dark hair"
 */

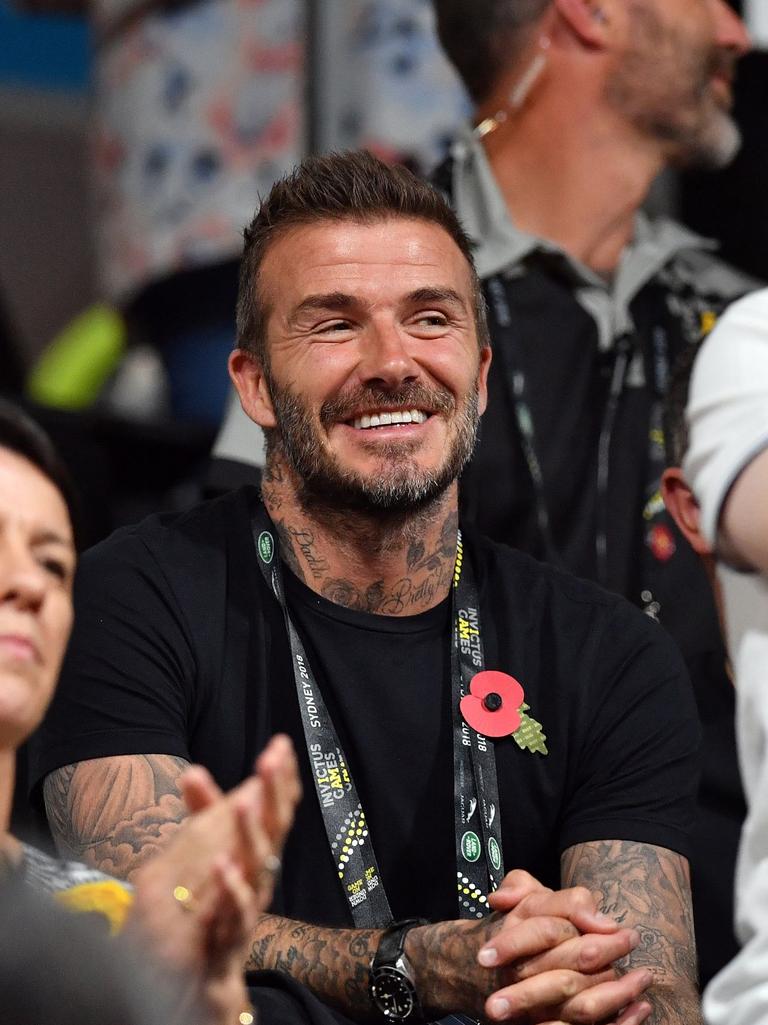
xmin=0 ymin=400 xmax=81 ymax=545
xmin=433 ymin=0 xmax=551 ymax=103
xmin=663 ymin=342 xmax=703 ymax=467
xmin=236 ymin=150 xmax=490 ymax=364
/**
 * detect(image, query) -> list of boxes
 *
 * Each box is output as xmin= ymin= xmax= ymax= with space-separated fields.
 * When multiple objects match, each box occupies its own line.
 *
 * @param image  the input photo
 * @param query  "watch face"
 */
xmin=370 ymin=966 xmax=416 ymax=1020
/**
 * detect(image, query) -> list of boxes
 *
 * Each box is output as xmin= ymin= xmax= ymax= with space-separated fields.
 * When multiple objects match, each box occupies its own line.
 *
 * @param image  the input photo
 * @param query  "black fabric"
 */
xmin=248 ymin=971 xmax=357 ymax=1025
xmin=430 ymin=155 xmax=751 ymax=985
xmin=30 ymin=489 xmax=699 ymax=930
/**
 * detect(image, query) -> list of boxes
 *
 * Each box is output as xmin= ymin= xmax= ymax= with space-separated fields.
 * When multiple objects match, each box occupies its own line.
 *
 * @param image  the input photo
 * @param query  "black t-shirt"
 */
xmin=30 ymin=489 xmax=700 ymax=928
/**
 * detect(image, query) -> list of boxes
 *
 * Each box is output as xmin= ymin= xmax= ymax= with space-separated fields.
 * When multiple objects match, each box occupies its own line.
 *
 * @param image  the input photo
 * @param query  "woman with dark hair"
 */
xmin=0 ymin=400 xmax=301 ymax=1025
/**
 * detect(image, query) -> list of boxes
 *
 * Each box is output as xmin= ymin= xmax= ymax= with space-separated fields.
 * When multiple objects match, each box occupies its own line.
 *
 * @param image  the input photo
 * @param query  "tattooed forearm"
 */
xmin=43 ymin=754 xmax=191 ymax=880
xmin=246 ymin=915 xmax=385 ymax=1020
xmin=246 ymin=913 xmax=504 ymax=1021
xmin=561 ymin=840 xmax=702 ymax=1025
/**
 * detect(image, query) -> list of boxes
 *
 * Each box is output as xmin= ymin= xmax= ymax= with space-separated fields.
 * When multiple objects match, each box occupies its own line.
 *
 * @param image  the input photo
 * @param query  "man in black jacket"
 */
xmin=431 ymin=0 xmax=756 ymax=986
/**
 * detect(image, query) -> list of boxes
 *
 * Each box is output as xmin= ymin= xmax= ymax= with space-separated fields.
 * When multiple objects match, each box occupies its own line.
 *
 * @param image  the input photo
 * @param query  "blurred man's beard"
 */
xmin=263 ymin=378 xmax=481 ymax=515
xmin=606 ymin=5 xmax=741 ymax=171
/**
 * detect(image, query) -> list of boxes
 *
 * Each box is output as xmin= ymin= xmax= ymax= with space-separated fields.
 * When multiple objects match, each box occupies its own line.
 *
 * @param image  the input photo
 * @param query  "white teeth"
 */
xmin=350 ymin=409 xmax=429 ymax=429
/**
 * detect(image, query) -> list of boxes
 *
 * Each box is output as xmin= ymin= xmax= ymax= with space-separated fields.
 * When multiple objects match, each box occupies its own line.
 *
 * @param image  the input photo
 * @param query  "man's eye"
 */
xmin=316 ymin=320 xmax=353 ymax=334
xmin=416 ymin=314 xmax=449 ymax=327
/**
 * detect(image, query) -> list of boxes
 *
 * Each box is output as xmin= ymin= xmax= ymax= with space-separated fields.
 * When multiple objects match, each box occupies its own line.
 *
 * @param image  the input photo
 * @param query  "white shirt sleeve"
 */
xmin=684 ymin=289 xmax=768 ymax=547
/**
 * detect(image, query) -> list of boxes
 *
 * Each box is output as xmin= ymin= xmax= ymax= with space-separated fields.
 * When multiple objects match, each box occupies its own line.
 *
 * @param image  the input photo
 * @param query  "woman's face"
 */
xmin=0 ymin=448 xmax=75 ymax=751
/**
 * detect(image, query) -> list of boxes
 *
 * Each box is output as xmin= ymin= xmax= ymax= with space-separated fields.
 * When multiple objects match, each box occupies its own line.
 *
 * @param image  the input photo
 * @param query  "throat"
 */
xmin=263 ymin=482 xmax=459 ymax=617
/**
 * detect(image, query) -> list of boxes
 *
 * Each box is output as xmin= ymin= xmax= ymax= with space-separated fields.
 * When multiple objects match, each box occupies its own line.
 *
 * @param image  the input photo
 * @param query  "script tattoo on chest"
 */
xmin=275 ymin=510 xmax=459 ymax=615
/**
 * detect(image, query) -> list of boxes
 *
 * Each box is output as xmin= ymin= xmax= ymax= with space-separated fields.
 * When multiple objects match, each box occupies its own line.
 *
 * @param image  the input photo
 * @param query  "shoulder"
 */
xmin=468 ymin=530 xmax=687 ymax=675
xmin=653 ymin=218 xmax=762 ymax=302
xmin=78 ymin=485 xmax=257 ymax=582
xmin=684 ymin=288 xmax=768 ymax=544
xmin=21 ymin=843 xmax=134 ymax=933
xmin=469 ymin=529 xmax=619 ymax=616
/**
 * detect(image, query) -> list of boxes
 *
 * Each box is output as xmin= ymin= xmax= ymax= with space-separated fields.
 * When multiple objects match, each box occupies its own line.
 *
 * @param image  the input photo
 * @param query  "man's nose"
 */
xmin=712 ymin=0 xmax=751 ymax=57
xmin=358 ymin=322 xmax=420 ymax=390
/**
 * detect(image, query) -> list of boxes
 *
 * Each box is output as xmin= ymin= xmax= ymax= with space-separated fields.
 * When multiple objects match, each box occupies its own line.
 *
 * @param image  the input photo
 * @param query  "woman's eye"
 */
xmin=40 ymin=557 xmax=71 ymax=583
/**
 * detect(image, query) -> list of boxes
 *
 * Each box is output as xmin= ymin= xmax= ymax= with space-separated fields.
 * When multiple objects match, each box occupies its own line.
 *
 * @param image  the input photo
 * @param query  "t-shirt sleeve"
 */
xmin=558 ymin=598 xmax=701 ymax=859
xmin=28 ymin=528 xmax=197 ymax=791
xmin=684 ymin=289 xmax=768 ymax=547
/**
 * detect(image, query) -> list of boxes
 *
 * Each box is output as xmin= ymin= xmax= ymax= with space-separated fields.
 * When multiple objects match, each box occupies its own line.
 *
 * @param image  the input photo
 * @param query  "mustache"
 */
xmin=319 ymin=383 xmax=456 ymax=426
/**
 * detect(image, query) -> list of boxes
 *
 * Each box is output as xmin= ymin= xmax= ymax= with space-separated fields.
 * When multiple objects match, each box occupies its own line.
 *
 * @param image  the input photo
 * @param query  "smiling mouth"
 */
xmin=347 ymin=409 xmax=430 ymax=430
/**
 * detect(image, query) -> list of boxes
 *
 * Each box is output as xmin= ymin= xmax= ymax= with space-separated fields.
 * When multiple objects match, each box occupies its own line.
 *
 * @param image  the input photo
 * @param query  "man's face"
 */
xmin=606 ymin=0 xmax=750 ymax=169
xmin=240 ymin=217 xmax=490 ymax=514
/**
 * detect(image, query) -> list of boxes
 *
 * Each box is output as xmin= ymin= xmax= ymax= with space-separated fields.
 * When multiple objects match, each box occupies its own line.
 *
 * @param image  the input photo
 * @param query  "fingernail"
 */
xmin=628 ymin=928 xmax=641 ymax=949
xmin=593 ymin=912 xmax=613 ymax=923
xmin=478 ymin=947 xmax=499 ymax=967
xmin=488 ymin=998 xmax=510 ymax=1019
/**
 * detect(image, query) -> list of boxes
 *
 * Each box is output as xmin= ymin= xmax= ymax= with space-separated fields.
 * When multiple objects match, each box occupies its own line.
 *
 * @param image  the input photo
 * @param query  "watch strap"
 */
xmin=372 ymin=918 xmax=428 ymax=970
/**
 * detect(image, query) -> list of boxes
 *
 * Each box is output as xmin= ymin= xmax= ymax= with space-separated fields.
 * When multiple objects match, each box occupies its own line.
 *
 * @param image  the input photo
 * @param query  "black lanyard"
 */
xmin=485 ymin=273 xmax=667 ymax=596
xmin=251 ymin=505 xmax=505 ymax=928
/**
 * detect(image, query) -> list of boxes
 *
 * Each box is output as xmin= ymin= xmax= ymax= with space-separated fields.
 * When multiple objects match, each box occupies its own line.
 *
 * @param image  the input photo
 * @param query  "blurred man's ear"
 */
xmin=661 ymin=467 xmax=712 ymax=556
xmin=228 ymin=349 xmax=277 ymax=430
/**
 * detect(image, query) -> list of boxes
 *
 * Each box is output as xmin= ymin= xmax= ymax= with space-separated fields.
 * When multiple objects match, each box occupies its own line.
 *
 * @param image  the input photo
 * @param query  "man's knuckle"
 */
xmin=540 ymin=918 xmax=563 ymax=946
xmin=570 ymin=885 xmax=593 ymax=906
xmin=546 ymin=969 xmax=578 ymax=999
xmin=577 ymin=938 xmax=602 ymax=971
xmin=576 ymin=991 xmax=601 ymax=1020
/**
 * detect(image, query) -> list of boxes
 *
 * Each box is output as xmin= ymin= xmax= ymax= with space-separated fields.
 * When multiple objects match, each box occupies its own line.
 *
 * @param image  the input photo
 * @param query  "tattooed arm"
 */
xmin=561 ymin=840 xmax=701 ymax=1025
xmin=43 ymin=755 xmax=191 ymax=880
xmin=246 ymin=903 xmax=650 ymax=1024
xmin=42 ymin=756 xmax=650 ymax=1021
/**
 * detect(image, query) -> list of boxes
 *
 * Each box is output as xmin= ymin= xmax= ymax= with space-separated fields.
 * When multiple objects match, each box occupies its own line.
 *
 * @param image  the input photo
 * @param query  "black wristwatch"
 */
xmin=369 ymin=918 xmax=427 ymax=1021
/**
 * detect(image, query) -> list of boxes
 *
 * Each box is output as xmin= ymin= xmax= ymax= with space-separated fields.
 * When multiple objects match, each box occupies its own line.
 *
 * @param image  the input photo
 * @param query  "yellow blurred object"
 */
xmin=53 ymin=879 xmax=134 ymax=935
xmin=26 ymin=303 xmax=127 ymax=410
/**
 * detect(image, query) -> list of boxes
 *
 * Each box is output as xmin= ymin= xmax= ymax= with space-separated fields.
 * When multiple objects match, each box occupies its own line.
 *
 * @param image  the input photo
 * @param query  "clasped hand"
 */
xmin=411 ymin=870 xmax=653 ymax=1025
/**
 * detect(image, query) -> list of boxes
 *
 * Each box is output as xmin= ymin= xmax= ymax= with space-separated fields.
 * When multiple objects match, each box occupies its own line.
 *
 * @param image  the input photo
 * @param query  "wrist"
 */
xmin=404 ymin=920 xmax=466 ymax=1018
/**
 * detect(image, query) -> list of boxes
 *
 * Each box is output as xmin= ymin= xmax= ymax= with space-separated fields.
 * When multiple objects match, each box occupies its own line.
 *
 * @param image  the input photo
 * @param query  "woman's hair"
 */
xmin=0 ymin=400 xmax=81 ymax=546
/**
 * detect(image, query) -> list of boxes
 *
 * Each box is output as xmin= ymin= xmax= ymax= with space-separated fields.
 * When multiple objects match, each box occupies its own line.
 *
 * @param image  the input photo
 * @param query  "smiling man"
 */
xmin=33 ymin=152 xmax=701 ymax=1025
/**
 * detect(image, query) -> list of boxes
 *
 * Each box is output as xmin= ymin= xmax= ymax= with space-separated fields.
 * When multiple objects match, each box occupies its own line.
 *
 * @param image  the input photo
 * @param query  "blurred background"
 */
xmin=0 ymin=0 xmax=765 ymax=545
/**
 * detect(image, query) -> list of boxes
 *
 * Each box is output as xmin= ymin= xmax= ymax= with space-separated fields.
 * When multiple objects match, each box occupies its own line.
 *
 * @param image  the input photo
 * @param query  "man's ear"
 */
xmin=477 ymin=346 xmax=492 ymax=417
xmin=661 ymin=467 xmax=712 ymax=556
xmin=552 ymin=0 xmax=612 ymax=47
xmin=228 ymin=348 xmax=277 ymax=430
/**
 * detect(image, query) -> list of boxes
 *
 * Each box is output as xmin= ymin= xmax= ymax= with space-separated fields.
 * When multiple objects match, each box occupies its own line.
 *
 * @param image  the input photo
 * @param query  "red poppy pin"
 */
xmin=460 ymin=671 xmax=524 ymax=737
xmin=460 ymin=670 xmax=548 ymax=754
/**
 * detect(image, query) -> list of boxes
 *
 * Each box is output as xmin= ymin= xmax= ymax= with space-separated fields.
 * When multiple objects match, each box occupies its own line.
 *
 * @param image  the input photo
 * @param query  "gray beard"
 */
xmin=604 ymin=6 xmax=742 ymax=172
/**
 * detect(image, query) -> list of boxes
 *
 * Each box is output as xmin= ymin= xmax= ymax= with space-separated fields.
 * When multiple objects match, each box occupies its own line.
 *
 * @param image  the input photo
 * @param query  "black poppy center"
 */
xmin=483 ymin=692 xmax=503 ymax=712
